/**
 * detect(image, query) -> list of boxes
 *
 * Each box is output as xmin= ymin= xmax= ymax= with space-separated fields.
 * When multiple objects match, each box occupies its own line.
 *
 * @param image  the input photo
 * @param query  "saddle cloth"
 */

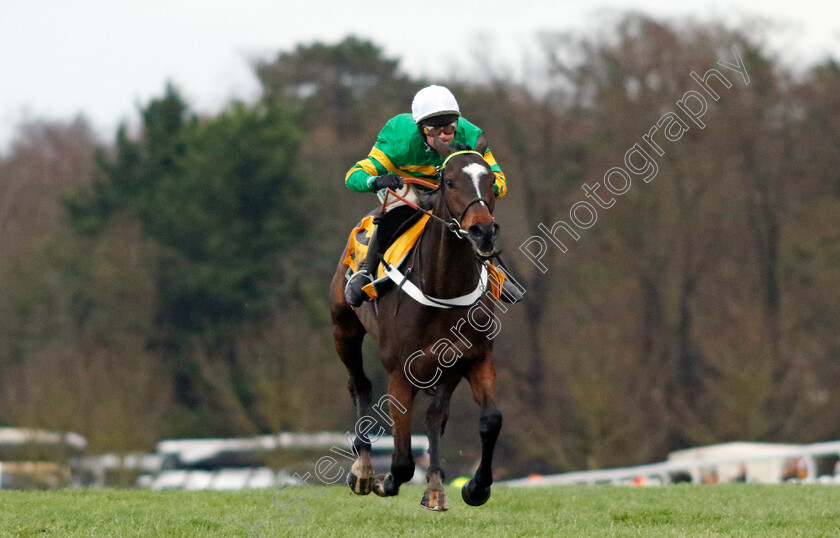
xmin=343 ymin=213 xmax=506 ymax=302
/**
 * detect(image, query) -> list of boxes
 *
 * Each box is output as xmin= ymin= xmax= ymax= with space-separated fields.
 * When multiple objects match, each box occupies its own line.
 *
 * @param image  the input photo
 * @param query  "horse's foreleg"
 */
xmin=421 ymin=375 xmax=460 ymax=511
xmin=374 ymin=375 xmax=416 ymax=497
xmin=332 ymin=303 xmax=375 ymax=495
xmin=463 ymin=354 xmax=502 ymax=507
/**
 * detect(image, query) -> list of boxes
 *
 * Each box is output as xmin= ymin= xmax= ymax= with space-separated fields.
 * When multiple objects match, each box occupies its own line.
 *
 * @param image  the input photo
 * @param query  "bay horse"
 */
xmin=329 ymin=137 xmax=503 ymax=511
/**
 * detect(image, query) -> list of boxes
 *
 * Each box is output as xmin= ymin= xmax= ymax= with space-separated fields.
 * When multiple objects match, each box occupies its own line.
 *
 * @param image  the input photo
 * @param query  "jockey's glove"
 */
xmin=370 ymin=173 xmax=404 ymax=191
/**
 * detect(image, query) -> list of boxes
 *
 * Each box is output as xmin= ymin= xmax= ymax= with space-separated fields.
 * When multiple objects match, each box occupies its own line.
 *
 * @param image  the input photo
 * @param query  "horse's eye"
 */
xmin=445 ymin=179 xmax=455 ymax=188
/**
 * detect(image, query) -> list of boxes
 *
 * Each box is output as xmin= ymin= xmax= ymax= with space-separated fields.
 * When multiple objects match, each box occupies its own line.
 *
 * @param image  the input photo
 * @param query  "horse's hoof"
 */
xmin=461 ymin=478 xmax=491 ymax=506
xmin=421 ymin=490 xmax=448 ymax=511
xmin=373 ymin=473 xmax=390 ymax=497
xmin=347 ymin=470 xmax=374 ymax=495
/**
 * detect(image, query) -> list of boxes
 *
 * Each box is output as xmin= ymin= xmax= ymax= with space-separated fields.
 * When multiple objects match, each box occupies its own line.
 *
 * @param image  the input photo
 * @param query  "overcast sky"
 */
xmin=1 ymin=0 xmax=837 ymax=151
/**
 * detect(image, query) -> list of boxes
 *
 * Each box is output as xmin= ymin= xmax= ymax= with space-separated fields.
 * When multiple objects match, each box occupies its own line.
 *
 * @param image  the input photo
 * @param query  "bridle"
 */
xmin=380 ymin=150 xmax=494 ymax=239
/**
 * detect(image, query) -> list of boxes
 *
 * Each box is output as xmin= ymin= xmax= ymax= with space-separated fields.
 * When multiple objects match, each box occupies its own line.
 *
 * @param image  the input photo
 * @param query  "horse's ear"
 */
xmin=430 ymin=134 xmax=454 ymax=158
xmin=474 ymin=133 xmax=488 ymax=155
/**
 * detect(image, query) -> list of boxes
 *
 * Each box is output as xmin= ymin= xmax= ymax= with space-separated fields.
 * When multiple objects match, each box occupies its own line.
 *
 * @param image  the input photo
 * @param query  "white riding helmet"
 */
xmin=411 ymin=85 xmax=460 ymax=124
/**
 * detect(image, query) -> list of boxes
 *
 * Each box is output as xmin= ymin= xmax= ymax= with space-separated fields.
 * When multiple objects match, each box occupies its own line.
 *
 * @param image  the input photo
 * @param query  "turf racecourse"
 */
xmin=2 ymin=484 xmax=840 ymax=537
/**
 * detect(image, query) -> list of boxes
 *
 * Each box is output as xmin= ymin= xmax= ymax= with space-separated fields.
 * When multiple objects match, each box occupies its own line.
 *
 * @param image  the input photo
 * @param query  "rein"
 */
xmin=380 ymin=177 xmax=468 ymax=237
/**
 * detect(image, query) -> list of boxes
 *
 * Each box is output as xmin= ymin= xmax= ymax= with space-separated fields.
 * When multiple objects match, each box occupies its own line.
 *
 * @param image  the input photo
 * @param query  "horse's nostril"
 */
xmin=468 ymin=225 xmax=484 ymax=240
xmin=492 ymin=223 xmax=500 ymax=237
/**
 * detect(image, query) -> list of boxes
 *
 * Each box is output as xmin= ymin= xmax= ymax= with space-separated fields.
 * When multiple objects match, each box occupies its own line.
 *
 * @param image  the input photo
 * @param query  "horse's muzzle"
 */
xmin=467 ymin=222 xmax=500 ymax=257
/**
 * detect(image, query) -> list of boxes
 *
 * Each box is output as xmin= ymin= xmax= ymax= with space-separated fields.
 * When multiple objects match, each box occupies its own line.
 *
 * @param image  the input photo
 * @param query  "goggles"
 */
xmin=422 ymin=121 xmax=458 ymax=136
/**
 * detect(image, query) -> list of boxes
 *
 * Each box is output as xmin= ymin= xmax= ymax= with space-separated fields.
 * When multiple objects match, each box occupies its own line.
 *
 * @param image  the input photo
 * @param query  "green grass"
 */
xmin=2 ymin=484 xmax=840 ymax=537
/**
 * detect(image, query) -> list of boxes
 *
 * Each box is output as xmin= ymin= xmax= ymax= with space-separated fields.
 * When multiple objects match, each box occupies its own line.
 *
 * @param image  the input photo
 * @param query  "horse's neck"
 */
xmin=418 ymin=214 xmax=479 ymax=299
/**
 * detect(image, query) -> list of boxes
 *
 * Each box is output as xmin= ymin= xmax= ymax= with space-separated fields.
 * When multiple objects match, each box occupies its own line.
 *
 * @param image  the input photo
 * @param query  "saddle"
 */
xmin=343 ymin=212 xmax=506 ymax=303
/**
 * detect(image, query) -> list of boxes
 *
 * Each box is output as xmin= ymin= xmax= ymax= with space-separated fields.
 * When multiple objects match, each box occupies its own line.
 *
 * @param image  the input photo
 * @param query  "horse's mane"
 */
xmin=416 ymin=188 xmax=437 ymax=211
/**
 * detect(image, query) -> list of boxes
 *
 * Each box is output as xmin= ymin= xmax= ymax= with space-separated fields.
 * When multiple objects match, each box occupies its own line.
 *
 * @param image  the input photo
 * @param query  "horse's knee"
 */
xmin=480 ymin=409 xmax=502 ymax=434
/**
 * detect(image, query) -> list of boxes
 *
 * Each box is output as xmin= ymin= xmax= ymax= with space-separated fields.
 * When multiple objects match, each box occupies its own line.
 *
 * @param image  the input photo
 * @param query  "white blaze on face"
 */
xmin=462 ymin=162 xmax=488 ymax=199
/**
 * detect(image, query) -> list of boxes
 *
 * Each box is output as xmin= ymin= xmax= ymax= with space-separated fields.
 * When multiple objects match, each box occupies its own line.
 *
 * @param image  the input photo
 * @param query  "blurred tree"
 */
xmin=0 ymin=118 xmax=176 ymax=450
xmin=530 ymin=15 xmax=800 ymax=467
xmin=0 ymin=117 xmax=95 ymax=244
xmin=65 ymin=85 xmax=309 ymax=434
xmin=257 ymin=35 xmax=412 ymax=131
xmin=0 ymin=117 xmax=98 ymax=363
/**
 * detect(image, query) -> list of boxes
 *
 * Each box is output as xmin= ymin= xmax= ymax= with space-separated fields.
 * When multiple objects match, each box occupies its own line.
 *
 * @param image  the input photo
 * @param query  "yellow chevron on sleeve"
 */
xmin=483 ymin=150 xmax=499 ymax=168
xmin=345 ymin=165 xmax=359 ymax=182
xmin=357 ymin=158 xmax=379 ymax=176
xmin=370 ymin=147 xmax=398 ymax=173
xmin=345 ymin=161 xmax=377 ymax=182
xmin=369 ymin=147 xmax=417 ymax=179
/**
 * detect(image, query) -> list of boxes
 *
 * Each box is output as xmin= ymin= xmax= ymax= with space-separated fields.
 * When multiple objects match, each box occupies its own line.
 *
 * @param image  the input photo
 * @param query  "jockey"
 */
xmin=343 ymin=85 xmax=519 ymax=307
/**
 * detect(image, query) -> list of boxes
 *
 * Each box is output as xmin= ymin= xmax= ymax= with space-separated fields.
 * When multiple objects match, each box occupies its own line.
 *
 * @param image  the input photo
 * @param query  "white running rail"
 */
xmin=504 ymin=440 xmax=840 ymax=486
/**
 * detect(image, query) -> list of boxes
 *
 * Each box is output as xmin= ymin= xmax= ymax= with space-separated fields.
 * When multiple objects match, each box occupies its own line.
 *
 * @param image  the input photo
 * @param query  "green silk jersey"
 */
xmin=345 ymin=113 xmax=507 ymax=198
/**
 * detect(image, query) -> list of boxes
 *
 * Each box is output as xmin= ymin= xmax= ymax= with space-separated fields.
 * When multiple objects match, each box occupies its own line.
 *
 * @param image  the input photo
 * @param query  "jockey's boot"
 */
xmin=344 ymin=227 xmax=381 ymax=308
xmin=500 ymin=276 xmax=524 ymax=304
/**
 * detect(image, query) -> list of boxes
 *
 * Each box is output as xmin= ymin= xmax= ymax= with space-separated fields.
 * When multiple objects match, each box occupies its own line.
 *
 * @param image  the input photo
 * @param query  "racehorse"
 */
xmin=329 ymin=136 xmax=504 ymax=511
